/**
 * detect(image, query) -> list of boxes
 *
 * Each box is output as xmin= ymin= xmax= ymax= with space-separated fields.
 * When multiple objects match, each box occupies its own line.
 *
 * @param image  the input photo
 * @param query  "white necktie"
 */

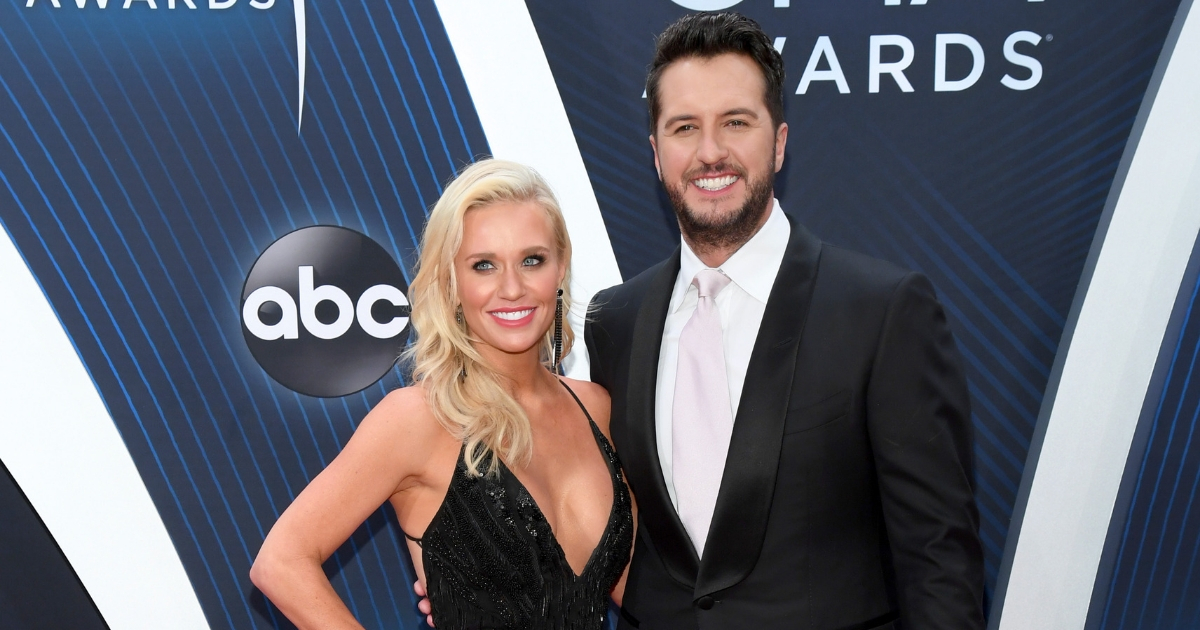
xmin=672 ymin=268 xmax=734 ymax=558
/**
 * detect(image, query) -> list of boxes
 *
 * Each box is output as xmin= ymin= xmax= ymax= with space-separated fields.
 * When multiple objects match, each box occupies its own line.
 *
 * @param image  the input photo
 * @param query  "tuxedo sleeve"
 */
xmin=866 ymin=272 xmax=986 ymax=629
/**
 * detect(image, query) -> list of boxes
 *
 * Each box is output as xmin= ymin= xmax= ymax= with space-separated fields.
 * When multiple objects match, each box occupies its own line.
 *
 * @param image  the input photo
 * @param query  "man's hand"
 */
xmin=413 ymin=580 xmax=434 ymax=627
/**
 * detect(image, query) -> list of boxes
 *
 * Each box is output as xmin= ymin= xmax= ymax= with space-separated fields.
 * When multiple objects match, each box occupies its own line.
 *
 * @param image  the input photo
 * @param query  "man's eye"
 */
xmin=728 ymin=119 xmax=747 ymax=127
xmin=473 ymin=261 xmax=495 ymax=271
xmin=523 ymin=255 xmax=545 ymax=266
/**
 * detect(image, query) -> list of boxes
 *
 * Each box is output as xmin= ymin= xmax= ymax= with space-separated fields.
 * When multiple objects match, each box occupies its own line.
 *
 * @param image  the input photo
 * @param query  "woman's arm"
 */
xmin=250 ymin=387 xmax=439 ymax=629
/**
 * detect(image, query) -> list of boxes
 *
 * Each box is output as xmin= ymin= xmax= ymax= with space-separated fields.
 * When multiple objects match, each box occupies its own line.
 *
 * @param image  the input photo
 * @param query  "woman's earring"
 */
xmin=553 ymin=288 xmax=563 ymax=373
xmin=455 ymin=306 xmax=467 ymax=380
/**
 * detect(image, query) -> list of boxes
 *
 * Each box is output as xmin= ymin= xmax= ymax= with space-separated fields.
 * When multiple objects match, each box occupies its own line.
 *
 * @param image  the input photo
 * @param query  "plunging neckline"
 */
xmin=404 ymin=379 xmax=634 ymax=629
xmin=496 ymin=401 xmax=621 ymax=580
xmin=409 ymin=379 xmax=622 ymax=580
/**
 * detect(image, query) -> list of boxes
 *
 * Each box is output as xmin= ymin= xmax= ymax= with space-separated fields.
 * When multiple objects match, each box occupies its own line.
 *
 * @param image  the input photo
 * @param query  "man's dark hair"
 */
xmin=646 ymin=12 xmax=785 ymax=133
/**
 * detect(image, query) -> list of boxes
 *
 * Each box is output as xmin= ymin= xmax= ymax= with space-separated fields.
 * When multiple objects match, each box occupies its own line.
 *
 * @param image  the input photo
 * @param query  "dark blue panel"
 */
xmin=0 ymin=459 xmax=108 ymax=630
xmin=525 ymin=0 xmax=1182 ymax=609
xmin=0 ymin=1 xmax=486 ymax=627
xmin=1090 ymin=234 xmax=1200 ymax=630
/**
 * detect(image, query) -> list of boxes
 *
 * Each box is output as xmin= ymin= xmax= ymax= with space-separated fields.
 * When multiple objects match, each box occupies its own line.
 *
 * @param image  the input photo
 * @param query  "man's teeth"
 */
xmin=492 ymin=308 xmax=534 ymax=321
xmin=694 ymin=175 xmax=738 ymax=191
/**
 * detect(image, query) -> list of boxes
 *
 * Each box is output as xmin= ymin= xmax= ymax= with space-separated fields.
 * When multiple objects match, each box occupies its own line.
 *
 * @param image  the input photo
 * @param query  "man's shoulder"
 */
xmin=816 ymin=241 xmax=922 ymax=298
xmin=781 ymin=215 xmax=919 ymax=301
xmin=591 ymin=256 xmax=675 ymax=316
xmin=584 ymin=256 xmax=676 ymax=381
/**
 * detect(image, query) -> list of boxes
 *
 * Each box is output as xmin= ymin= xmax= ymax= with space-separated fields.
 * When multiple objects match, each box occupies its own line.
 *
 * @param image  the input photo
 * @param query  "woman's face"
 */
xmin=454 ymin=200 xmax=565 ymax=363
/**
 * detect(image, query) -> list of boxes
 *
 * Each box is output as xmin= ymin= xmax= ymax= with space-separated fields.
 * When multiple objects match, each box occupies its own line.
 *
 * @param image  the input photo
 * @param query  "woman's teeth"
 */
xmin=694 ymin=175 xmax=738 ymax=191
xmin=492 ymin=308 xmax=533 ymax=320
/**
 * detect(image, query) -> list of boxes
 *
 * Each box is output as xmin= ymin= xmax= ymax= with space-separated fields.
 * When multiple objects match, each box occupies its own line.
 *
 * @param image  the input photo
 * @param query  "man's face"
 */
xmin=650 ymin=53 xmax=787 ymax=251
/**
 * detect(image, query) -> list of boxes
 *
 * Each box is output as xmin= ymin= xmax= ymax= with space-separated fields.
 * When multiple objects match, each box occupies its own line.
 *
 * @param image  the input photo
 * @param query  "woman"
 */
xmin=250 ymin=159 xmax=634 ymax=629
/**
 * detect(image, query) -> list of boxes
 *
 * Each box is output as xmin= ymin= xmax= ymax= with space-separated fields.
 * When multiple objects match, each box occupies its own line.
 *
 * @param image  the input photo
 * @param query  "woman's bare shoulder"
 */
xmin=356 ymin=383 xmax=453 ymax=450
xmin=371 ymin=384 xmax=430 ymax=420
xmin=561 ymin=377 xmax=612 ymax=436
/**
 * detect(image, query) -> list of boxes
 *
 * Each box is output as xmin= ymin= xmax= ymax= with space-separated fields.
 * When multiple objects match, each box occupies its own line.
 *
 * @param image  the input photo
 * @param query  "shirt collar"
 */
xmin=674 ymin=199 xmax=791 ymax=310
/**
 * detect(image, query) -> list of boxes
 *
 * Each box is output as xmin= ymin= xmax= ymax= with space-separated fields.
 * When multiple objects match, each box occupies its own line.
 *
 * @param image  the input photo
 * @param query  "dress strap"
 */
xmin=558 ymin=379 xmax=622 ymax=480
xmin=557 ymin=379 xmax=596 ymax=426
xmin=402 ymin=529 xmax=423 ymax=547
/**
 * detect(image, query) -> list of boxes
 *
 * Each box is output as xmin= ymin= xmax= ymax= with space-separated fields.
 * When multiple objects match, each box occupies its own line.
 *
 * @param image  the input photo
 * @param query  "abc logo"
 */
xmin=241 ymin=226 xmax=411 ymax=397
xmin=669 ymin=0 xmax=743 ymax=9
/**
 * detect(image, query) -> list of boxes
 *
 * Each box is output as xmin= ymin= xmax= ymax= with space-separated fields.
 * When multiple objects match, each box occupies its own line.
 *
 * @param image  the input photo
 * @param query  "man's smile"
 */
xmin=693 ymin=174 xmax=740 ymax=192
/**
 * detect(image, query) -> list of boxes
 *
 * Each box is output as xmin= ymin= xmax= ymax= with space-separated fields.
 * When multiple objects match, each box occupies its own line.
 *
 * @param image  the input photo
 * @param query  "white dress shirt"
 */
xmin=656 ymin=200 xmax=791 ymax=509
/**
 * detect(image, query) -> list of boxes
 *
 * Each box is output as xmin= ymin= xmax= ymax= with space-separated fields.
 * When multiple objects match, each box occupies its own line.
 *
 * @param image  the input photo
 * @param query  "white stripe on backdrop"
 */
xmin=0 ymin=225 xmax=209 ymax=629
xmin=433 ymin=0 xmax=624 ymax=379
xmin=997 ymin=2 xmax=1200 ymax=627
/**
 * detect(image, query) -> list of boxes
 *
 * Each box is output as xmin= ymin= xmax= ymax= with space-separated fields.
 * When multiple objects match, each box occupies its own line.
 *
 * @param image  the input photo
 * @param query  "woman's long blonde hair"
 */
xmin=405 ymin=159 xmax=574 ymax=476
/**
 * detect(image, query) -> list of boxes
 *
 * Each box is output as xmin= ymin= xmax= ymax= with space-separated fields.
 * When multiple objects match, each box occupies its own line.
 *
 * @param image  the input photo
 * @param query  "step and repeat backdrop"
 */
xmin=1 ymin=0 xmax=1198 ymax=628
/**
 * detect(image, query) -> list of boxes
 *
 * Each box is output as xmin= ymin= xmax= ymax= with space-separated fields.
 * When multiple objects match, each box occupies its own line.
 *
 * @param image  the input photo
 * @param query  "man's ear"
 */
xmin=774 ymin=122 xmax=788 ymax=173
xmin=649 ymin=134 xmax=663 ymax=181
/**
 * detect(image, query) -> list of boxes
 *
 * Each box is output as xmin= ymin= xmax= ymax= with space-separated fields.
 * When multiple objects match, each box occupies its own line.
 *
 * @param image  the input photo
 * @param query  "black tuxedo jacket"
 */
xmin=585 ymin=217 xmax=985 ymax=630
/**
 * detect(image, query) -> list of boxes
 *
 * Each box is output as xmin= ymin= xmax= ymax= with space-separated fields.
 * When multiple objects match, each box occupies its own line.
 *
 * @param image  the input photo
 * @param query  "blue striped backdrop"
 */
xmin=0 ymin=0 xmax=1191 ymax=627
xmin=1089 ymin=230 xmax=1200 ymax=630
xmin=0 ymin=1 xmax=485 ymax=627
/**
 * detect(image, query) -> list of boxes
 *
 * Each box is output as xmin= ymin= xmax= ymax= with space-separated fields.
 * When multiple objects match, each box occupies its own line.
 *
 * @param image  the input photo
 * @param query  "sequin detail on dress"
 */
xmin=411 ymin=381 xmax=634 ymax=630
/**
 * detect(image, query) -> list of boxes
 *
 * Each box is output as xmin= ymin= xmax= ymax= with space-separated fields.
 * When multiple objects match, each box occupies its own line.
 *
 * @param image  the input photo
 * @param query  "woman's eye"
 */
xmin=473 ymin=261 xmax=495 ymax=271
xmin=523 ymin=255 xmax=545 ymax=266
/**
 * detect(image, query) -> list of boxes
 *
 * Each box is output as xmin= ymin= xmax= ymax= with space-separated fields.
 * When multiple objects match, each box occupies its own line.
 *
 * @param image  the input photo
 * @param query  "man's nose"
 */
xmin=696 ymin=128 xmax=729 ymax=164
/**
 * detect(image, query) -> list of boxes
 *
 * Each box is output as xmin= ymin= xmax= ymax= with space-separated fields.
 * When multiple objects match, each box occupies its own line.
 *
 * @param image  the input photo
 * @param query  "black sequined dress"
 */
xmin=405 ymin=382 xmax=634 ymax=630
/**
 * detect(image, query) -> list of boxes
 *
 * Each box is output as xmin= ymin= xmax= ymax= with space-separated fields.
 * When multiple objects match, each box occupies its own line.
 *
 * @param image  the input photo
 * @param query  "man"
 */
xmin=584 ymin=12 xmax=985 ymax=630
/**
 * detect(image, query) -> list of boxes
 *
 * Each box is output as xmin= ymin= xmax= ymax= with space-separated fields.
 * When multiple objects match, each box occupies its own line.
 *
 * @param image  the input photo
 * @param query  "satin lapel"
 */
xmin=624 ymin=248 xmax=702 ymax=584
xmin=695 ymin=218 xmax=823 ymax=597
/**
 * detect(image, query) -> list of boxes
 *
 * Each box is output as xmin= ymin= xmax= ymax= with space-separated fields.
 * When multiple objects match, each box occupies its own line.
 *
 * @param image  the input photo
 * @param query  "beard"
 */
xmin=665 ymin=161 xmax=775 ymax=254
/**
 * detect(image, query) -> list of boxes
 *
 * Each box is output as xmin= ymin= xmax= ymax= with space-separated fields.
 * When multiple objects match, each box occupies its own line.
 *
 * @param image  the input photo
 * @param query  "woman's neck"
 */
xmin=474 ymin=344 xmax=556 ymax=398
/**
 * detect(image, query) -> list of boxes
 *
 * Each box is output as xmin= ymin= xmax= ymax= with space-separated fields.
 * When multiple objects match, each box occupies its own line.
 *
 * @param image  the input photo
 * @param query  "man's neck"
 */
xmin=682 ymin=198 xmax=775 ymax=268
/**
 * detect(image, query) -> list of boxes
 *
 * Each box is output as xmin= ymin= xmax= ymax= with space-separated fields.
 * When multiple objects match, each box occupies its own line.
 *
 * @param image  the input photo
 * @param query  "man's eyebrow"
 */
xmin=662 ymin=108 xmax=761 ymax=129
xmin=723 ymin=108 xmax=760 ymax=119
xmin=662 ymin=113 xmax=698 ymax=129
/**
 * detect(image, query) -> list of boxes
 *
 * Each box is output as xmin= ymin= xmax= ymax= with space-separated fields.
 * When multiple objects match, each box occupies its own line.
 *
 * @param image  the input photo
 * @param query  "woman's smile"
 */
xmin=489 ymin=306 xmax=538 ymax=326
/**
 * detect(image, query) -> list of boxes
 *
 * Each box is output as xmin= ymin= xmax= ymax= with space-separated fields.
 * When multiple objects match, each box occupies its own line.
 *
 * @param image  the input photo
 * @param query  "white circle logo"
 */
xmin=670 ymin=0 xmax=744 ymax=9
xmin=240 ymin=226 xmax=411 ymax=397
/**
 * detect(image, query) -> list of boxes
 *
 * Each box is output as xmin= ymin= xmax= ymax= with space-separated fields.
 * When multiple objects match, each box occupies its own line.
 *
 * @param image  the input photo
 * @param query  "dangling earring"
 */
xmin=553 ymin=288 xmax=563 ymax=373
xmin=456 ymin=306 xmax=467 ymax=380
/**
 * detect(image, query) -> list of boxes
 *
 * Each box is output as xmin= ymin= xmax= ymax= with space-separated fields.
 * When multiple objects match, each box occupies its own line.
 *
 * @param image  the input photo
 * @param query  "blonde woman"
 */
xmin=251 ymin=159 xmax=634 ymax=629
